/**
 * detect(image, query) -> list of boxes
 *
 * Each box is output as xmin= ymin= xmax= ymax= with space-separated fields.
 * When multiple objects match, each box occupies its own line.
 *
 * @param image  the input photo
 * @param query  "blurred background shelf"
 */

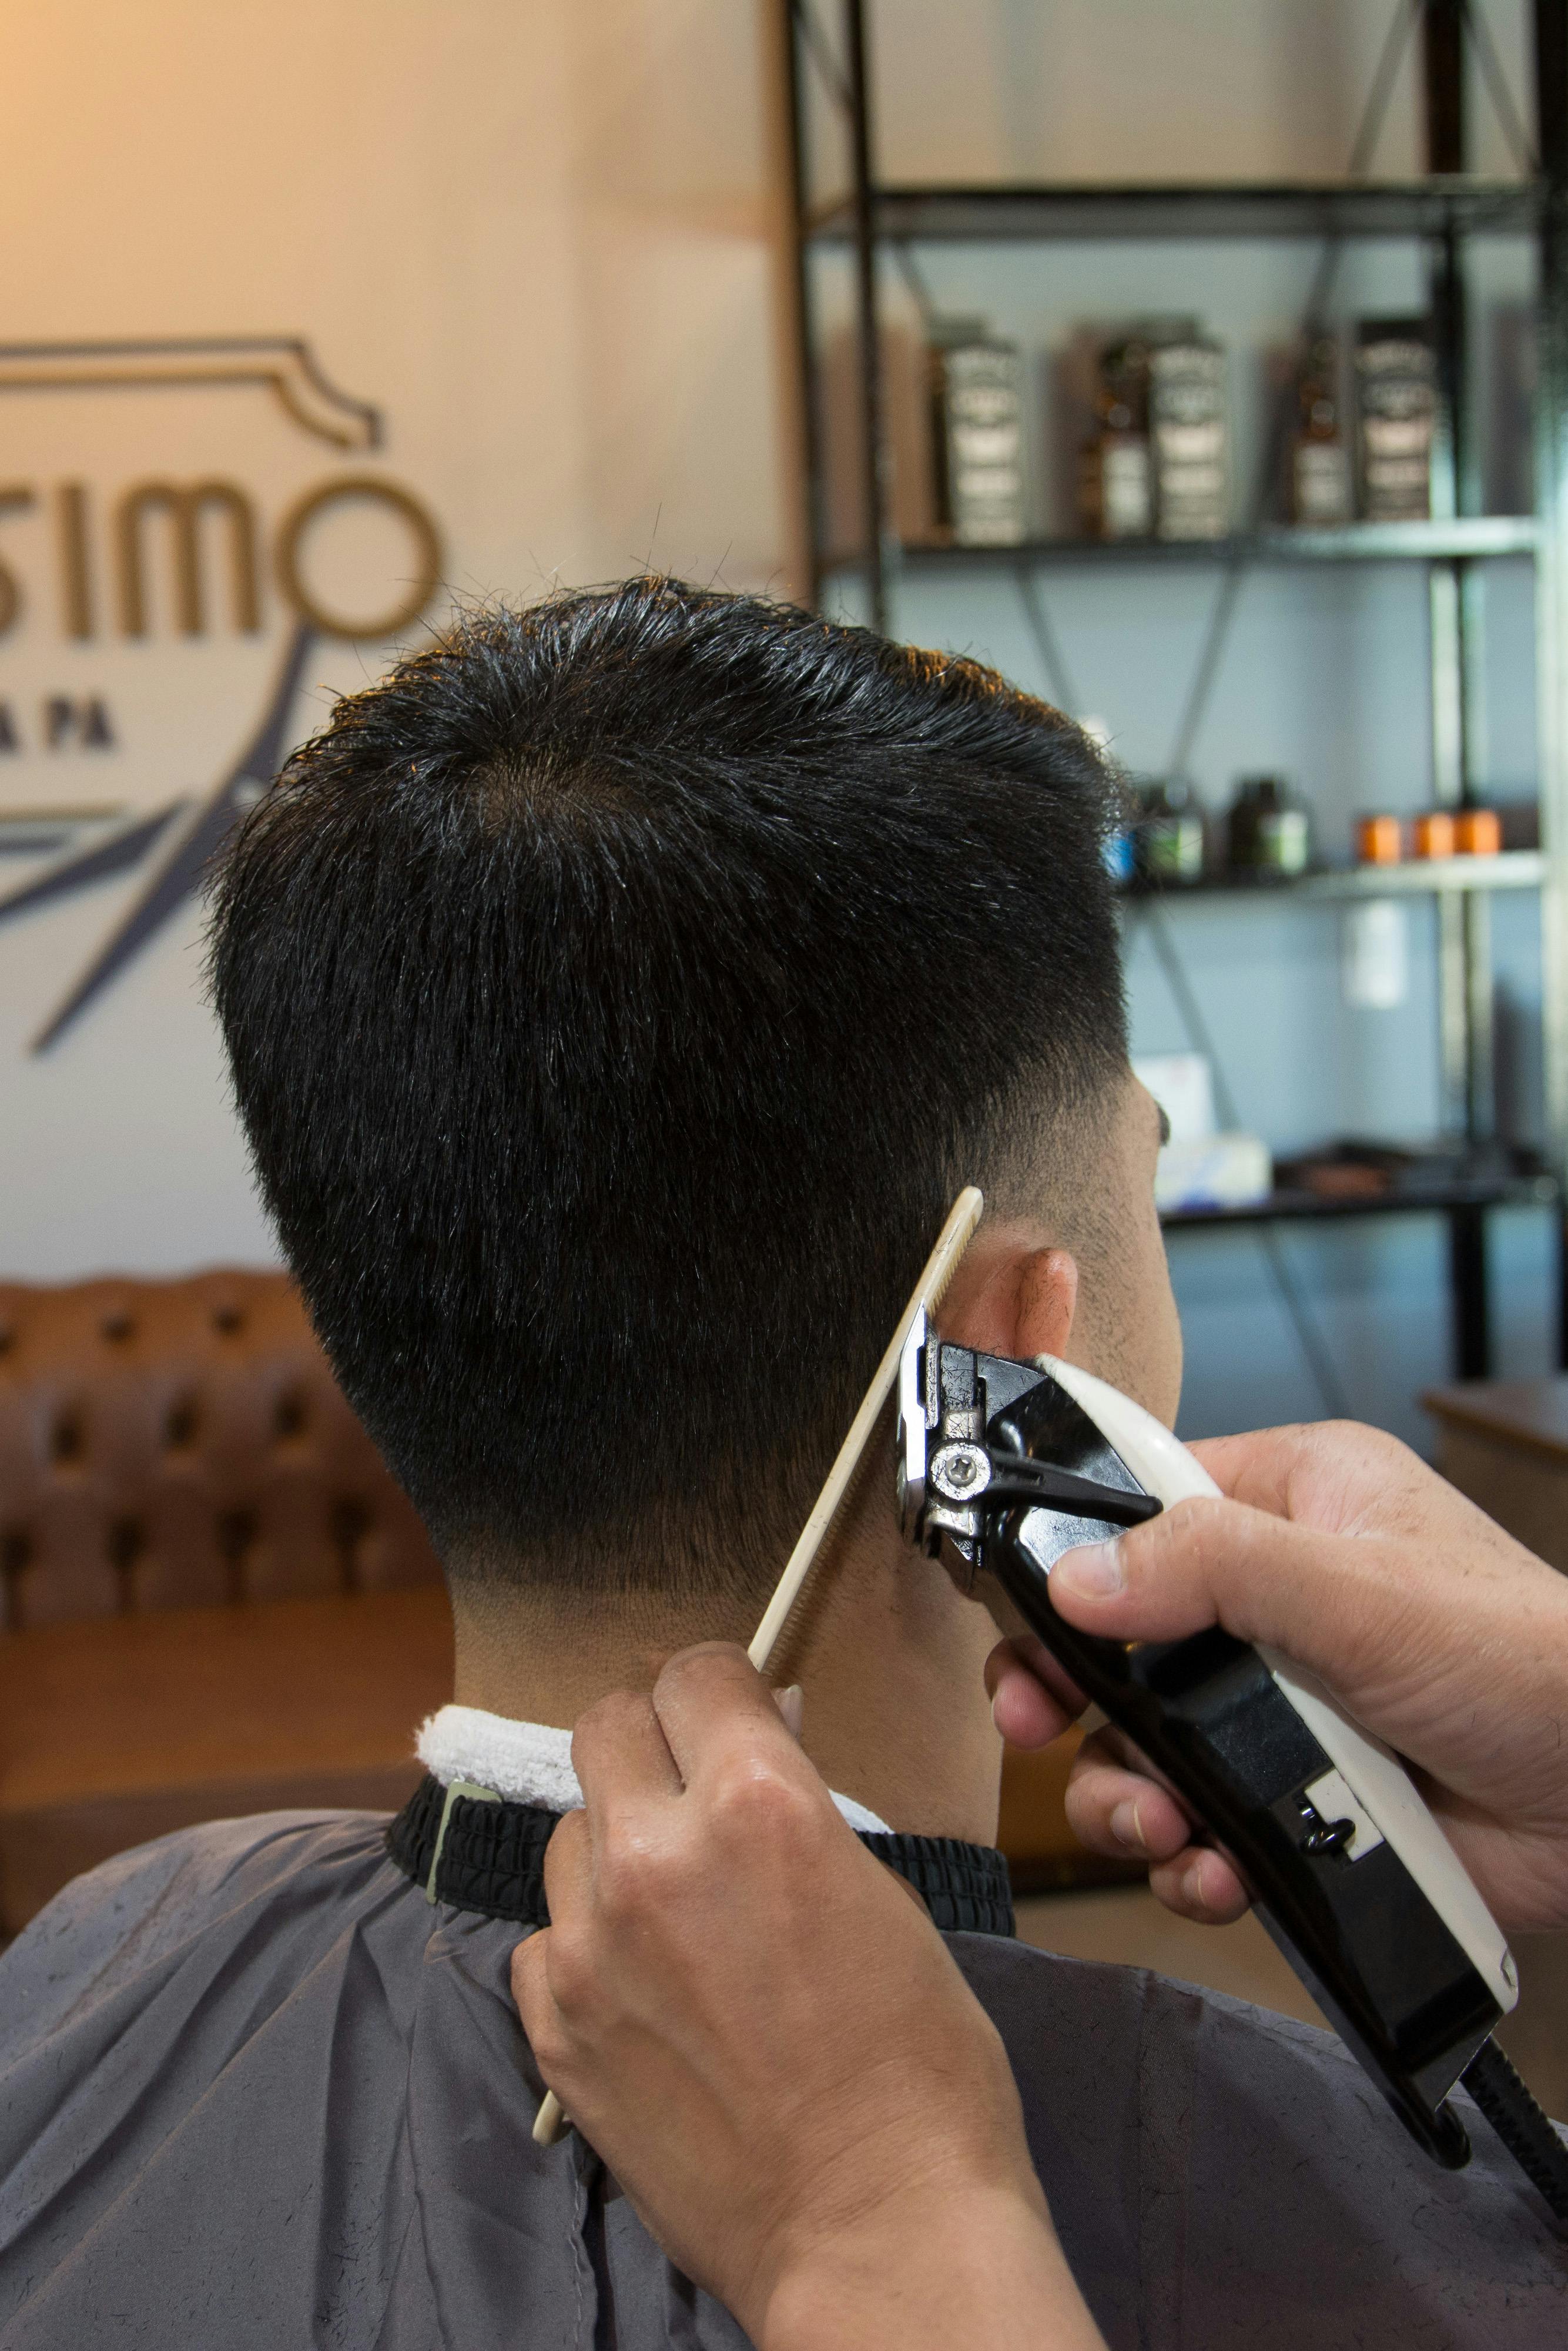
xmin=787 ymin=0 xmax=1568 ymax=1428
xmin=808 ymin=178 xmax=1544 ymax=247
xmin=1161 ymin=1167 xmax=1556 ymax=1230
xmin=1123 ymin=849 xmax=1546 ymax=901
xmin=823 ymin=516 xmax=1541 ymax=573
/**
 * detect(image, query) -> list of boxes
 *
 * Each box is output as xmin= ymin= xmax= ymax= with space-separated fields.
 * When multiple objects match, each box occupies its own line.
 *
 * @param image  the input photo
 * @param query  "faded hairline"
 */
xmin=436 ymin=1064 xmax=1128 ymax=1610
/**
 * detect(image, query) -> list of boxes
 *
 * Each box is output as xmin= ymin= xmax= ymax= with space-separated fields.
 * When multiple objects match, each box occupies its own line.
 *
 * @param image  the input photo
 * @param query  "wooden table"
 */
xmin=1422 ymin=1377 xmax=1568 ymax=1572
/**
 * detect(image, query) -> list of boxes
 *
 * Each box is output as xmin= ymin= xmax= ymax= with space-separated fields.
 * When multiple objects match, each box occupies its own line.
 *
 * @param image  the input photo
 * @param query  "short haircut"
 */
xmin=210 ymin=578 xmax=1127 ymax=1599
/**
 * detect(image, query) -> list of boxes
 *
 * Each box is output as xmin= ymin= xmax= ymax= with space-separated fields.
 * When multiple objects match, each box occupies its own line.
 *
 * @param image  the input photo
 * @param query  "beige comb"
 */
xmin=744 ymin=1184 xmax=985 ymax=1673
xmin=532 ymin=1184 xmax=985 ymax=2148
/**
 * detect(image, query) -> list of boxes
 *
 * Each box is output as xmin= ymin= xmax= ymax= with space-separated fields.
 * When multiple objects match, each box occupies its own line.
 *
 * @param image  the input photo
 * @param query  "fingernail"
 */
xmin=1052 ymin=1540 xmax=1124 ymax=1600
xmin=774 ymin=1684 xmax=804 ymax=1739
xmin=1181 ymin=1858 xmax=1209 ymax=1910
xmin=1110 ymin=1799 xmax=1145 ymax=1851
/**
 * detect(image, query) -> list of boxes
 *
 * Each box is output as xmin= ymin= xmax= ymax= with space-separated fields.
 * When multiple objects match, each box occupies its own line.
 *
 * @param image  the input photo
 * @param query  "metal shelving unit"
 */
xmin=781 ymin=0 xmax=1568 ymax=1386
xmin=825 ymin=517 xmax=1541 ymax=574
xmin=806 ymin=178 xmax=1544 ymax=245
xmin=1128 ymin=850 xmax=1546 ymax=902
xmin=1164 ymin=1171 xmax=1559 ymax=1227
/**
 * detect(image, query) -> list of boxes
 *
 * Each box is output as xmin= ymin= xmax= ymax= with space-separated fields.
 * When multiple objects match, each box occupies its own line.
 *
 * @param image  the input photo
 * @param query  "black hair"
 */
xmin=209 ymin=578 xmax=1126 ymax=1598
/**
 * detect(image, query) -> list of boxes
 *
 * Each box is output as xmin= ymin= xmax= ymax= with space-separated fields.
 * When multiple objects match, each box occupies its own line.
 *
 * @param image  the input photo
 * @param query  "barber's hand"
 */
xmin=986 ymin=1421 xmax=1568 ymax=1935
xmin=511 ymin=1644 xmax=1105 ymax=2351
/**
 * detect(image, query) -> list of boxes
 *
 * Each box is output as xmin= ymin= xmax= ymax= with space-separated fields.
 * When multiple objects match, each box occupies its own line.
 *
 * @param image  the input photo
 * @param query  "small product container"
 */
xmin=1356 ymin=317 xmax=1437 ymax=522
xmin=1079 ymin=333 xmax=1153 ymax=540
xmin=1356 ymin=813 xmax=1405 ymax=865
xmin=1291 ymin=336 xmax=1352 ymax=525
xmin=1135 ymin=779 xmax=1206 ymax=885
xmin=1413 ymin=810 xmax=1456 ymax=859
xmin=1103 ymin=824 xmax=1136 ymax=886
xmin=1226 ymin=775 xmax=1312 ymax=879
xmin=1148 ymin=321 xmax=1229 ymax=541
xmin=929 ymin=321 xmax=1026 ymax=547
xmin=1454 ymin=808 xmax=1502 ymax=856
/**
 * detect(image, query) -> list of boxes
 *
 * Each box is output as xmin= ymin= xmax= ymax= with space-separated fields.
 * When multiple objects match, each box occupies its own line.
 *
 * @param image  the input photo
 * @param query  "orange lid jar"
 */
xmin=1454 ymin=807 xmax=1502 ymax=856
xmin=1356 ymin=812 xmax=1404 ymax=864
xmin=1413 ymin=810 xmax=1456 ymax=859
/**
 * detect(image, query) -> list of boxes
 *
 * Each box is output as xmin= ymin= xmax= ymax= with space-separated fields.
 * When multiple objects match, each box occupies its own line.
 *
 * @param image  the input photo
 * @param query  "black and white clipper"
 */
xmin=896 ymin=1310 xmax=1568 ymax=2203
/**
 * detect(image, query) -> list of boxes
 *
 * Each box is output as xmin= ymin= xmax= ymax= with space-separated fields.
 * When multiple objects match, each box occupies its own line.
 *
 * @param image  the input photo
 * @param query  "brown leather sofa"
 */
xmin=0 ymin=1271 xmax=452 ymax=1934
xmin=0 ymin=1269 xmax=1095 ymax=1938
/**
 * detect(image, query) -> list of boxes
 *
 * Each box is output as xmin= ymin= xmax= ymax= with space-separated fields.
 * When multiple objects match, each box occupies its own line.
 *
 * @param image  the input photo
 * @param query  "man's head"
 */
xmin=210 ymin=578 xmax=1177 ymax=1614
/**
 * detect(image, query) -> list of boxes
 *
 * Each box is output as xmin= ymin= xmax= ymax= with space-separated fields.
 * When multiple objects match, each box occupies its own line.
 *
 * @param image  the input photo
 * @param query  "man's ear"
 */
xmin=942 ymin=1242 xmax=1078 ymax=1364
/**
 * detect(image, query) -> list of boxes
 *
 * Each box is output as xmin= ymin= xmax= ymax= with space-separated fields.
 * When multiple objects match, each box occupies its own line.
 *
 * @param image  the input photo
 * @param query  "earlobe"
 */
xmin=944 ymin=1243 xmax=1078 ymax=1363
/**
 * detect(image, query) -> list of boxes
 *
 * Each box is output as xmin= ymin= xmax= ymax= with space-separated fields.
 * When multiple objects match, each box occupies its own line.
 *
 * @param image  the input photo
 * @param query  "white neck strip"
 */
xmin=417 ymin=1702 xmax=890 ymax=1836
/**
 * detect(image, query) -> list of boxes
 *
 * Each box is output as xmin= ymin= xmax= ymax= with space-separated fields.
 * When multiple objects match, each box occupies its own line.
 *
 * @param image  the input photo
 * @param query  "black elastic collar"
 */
xmin=386 ymin=1773 xmax=1015 ymax=1938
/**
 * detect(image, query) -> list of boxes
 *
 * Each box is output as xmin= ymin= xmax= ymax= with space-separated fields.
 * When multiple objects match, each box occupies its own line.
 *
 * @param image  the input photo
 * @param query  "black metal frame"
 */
xmin=782 ymin=0 xmax=1568 ymax=1388
xmin=806 ymin=181 xmax=1543 ymax=242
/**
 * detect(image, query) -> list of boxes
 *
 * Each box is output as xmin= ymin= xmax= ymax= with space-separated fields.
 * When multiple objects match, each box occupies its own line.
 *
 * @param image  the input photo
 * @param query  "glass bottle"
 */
xmin=929 ymin=321 xmax=1026 ymax=547
xmin=1227 ymin=775 xmax=1312 ymax=879
xmin=1147 ymin=321 xmax=1229 ymax=542
xmin=1291 ymin=337 xmax=1351 ymax=525
xmin=1135 ymin=779 xmax=1206 ymax=885
xmin=1078 ymin=334 xmax=1152 ymax=540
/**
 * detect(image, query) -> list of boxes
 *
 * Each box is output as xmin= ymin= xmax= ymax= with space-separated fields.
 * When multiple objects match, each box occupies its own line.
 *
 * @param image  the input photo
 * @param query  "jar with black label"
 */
xmin=1227 ymin=775 xmax=1312 ymax=879
xmin=929 ymin=320 xmax=1026 ymax=547
xmin=1291 ymin=336 xmax=1352 ymax=525
xmin=1356 ymin=317 xmax=1436 ymax=523
xmin=1135 ymin=780 xmax=1206 ymax=885
xmin=1079 ymin=333 xmax=1152 ymax=540
xmin=1146 ymin=321 xmax=1229 ymax=541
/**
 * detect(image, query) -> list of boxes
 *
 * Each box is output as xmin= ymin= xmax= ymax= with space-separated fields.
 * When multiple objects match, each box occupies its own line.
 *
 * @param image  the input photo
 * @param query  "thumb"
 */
xmin=510 ymin=1928 xmax=556 ymax=2055
xmin=1048 ymin=1492 xmax=1422 ymax=1699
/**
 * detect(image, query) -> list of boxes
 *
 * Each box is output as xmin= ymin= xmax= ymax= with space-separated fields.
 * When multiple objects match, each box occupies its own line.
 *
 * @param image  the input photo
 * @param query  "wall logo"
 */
xmin=0 ymin=336 xmax=445 ymax=1050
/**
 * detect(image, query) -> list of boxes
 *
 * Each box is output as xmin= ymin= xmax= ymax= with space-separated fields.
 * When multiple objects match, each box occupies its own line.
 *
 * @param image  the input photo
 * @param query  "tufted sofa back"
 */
xmin=0 ymin=1270 xmax=443 ymax=1631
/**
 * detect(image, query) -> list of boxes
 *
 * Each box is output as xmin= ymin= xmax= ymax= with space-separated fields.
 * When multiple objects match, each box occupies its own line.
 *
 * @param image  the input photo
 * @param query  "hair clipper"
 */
xmin=896 ymin=1310 xmax=1526 ymax=2176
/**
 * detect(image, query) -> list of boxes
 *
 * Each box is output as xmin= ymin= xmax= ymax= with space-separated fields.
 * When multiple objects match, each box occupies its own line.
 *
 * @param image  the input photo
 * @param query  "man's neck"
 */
xmin=448 ymin=1537 xmax=1005 ymax=1845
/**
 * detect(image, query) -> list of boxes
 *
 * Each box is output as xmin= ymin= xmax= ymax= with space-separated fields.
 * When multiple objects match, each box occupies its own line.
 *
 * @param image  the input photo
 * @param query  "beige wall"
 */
xmin=2 ymin=0 xmax=792 ymax=591
xmin=0 ymin=0 xmax=792 ymax=1276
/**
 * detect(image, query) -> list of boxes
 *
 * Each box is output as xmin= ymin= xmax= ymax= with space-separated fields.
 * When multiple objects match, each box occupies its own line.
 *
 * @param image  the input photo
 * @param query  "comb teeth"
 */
xmin=746 ymin=1186 xmax=984 ymax=1673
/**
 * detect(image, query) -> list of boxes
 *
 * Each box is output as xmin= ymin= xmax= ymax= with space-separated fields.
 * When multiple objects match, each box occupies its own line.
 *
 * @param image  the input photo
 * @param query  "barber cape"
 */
xmin=0 ymin=1706 xmax=1563 ymax=2349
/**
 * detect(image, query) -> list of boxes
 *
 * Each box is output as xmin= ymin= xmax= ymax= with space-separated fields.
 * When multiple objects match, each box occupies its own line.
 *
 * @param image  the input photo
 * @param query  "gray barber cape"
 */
xmin=0 ymin=1804 xmax=1563 ymax=2349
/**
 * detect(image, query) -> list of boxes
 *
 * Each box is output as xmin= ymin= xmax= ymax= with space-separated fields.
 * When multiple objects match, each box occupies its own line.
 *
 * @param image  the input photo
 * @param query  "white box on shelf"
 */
xmin=1341 ymin=898 xmax=1409 ymax=1009
xmin=1154 ymin=1132 xmax=1273 ymax=1213
xmin=1131 ymin=1051 xmax=1215 ymax=1142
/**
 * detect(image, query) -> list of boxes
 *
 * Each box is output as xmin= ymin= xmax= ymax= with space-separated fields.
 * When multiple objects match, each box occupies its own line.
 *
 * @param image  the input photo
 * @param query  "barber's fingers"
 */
xmin=516 ymin=1815 xmax=596 ymax=2098
xmin=1146 ymin=1847 xmax=1252 ymax=1926
xmin=541 ymin=1804 xmax=594 ymax=1923
xmin=510 ymin=1928 xmax=557 ymax=2058
xmin=1064 ymin=1729 xmax=1251 ymax=1925
xmin=987 ymin=1651 xmax=1068 ymax=1751
xmin=1062 ymin=1730 xmax=1194 ymax=1866
xmin=982 ymin=1451 xmax=1422 ymax=1755
xmin=1185 ymin=1421 xmax=1369 ymax=1519
xmin=984 ymin=1635 xmax=1085 ymax=1750
xmin=1046 ymin=1492 xmax=1425 ymax=1703
xmin=649 ymin=1643 xmax=830 ymax=1812
xmin=571 ymin=1672 xmax=808 ymax=1827
xmin=572 ymin=1689 xmax=684 ymax=1818
xmin=510 ymin=1923 xmax=595 ymax=2123
xmin=1188 ymin=1418 xmax=1460 ymax=1538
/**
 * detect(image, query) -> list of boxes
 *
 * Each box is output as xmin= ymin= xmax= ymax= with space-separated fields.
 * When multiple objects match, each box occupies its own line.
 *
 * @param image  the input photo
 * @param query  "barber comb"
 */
xmin=531 ymin=1185 xmax=986 ymax=2148
xmin=743 ymin=1184 xmax=986 ymax=1674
